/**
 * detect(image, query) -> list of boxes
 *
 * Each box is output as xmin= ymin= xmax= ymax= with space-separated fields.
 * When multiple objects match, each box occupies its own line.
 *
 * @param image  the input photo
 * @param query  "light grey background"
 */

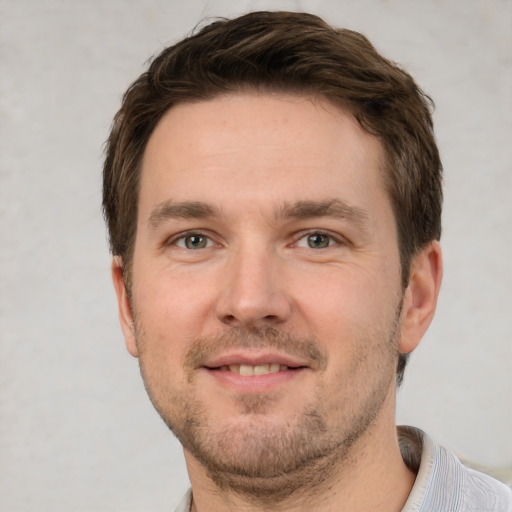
xmin=0 ymin=0 xmax=510 ymax=510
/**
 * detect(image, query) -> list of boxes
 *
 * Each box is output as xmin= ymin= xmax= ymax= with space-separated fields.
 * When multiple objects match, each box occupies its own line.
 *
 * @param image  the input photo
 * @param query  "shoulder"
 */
xmin=458 ymin=460 xmax=512 ymax=511
xmin=400 ymin=426 xmax=512 ymax=512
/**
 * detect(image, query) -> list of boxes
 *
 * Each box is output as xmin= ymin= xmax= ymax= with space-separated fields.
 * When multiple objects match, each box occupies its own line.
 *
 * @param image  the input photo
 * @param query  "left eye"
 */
xmin=175 ymin=234 xmax=213 ymax=250
xmin=296 ymin=233 xmax=337 ymax=249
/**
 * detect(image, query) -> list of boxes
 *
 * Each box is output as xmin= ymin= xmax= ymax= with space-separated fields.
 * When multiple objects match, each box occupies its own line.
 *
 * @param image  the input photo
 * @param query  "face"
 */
xmin=113 ymin=93 xmax=430 ymax=494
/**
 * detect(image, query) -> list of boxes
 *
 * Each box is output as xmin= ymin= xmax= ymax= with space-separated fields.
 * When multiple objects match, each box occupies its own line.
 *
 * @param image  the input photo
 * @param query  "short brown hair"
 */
xmin=103 ymin=11 xmax=442 ymax=384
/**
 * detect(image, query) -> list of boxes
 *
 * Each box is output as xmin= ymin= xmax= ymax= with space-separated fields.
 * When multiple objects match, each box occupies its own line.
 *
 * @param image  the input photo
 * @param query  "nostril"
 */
xmin=220 ymin=313 xmax=282 ymax=327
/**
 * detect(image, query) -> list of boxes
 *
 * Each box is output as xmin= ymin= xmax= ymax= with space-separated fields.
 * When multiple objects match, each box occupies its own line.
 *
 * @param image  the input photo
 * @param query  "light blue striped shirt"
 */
xmin=174 ymin=427 xmax=512 ymax=511
xmin=400 ymin=427 xmax=512 ymax=511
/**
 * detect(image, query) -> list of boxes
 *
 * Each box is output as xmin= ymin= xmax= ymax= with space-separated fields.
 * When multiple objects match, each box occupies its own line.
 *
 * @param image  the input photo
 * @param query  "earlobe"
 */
xmin=111 ymin=257 xmax=139 ymax=357
xmin=399 ymin=241 xmax=443 ymax=354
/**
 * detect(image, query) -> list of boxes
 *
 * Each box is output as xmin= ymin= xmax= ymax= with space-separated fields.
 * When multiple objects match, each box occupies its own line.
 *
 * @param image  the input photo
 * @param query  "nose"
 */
xmin=215 ymin=244 xmax=292 ymax=328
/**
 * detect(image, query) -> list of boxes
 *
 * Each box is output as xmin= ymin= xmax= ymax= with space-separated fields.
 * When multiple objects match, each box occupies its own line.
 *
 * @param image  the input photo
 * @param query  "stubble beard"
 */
xmin=135 ymin=312 xmax=402 ymax=503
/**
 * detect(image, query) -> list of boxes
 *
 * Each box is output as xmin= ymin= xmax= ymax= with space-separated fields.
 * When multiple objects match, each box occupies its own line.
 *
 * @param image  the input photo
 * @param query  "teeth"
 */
xmin=224 ymin=364 xmax=288 ymax=376
xmin=253 ymin=364 xmax=270 ymax=375
xmin=240 ymin=364 xmax=253 ymax=376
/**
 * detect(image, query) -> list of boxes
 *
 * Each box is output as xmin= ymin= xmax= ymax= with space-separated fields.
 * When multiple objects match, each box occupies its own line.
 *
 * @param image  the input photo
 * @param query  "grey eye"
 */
xmin=307 ymin=233 xmax=331 ymax=249
xmin=184 ymin=235 xmax=208 ymax=249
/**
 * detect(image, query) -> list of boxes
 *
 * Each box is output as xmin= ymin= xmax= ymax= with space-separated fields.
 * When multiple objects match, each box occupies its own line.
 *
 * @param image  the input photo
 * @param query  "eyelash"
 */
xmin=166 ymin=229 xmax=347 ymax=251
xmin=169 ymin=231 xmax=216 ymax=250
xmin=294 ymin=230 xmax=346 ymax=249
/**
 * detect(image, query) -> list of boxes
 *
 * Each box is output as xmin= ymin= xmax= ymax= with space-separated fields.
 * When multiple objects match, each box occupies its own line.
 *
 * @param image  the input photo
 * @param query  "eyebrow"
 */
xmin=147 ymin=198 xmax=369 ymax=230
xmin=277 ymin=199 xmax=369 ymax=227
xmin=147 ymin=200 xmax=218 ymax=228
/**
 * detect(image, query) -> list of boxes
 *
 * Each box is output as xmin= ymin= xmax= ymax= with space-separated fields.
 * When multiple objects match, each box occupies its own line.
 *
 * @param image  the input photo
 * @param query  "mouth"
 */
xmin=200 ymin=352 xmax=309 ymax=392
xmin=208 ymin=363 xmax=302 ymax=376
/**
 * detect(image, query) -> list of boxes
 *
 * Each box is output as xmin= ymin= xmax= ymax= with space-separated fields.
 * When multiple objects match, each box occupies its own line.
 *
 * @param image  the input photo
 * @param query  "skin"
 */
xmin=112 ymin=93 xmax=442 ymax=512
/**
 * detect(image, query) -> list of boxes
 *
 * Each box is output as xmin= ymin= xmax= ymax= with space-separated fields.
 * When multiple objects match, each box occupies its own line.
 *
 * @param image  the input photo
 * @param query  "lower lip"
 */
xmin=202 ymin=367 xmax=307 ymax=393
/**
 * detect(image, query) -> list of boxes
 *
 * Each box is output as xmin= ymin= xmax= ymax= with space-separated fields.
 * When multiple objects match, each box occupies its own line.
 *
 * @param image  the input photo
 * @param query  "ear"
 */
xmin=111 ymin=256 xmax=139 ymax=357
xmin=399 ymin=241 xmax=443 ymax=354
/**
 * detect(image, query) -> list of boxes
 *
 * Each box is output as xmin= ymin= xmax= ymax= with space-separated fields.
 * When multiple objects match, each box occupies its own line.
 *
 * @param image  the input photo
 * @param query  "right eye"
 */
xmin=296 ymin=232 xmax=335 ymax=249
xmin=174 ymin=233 xmax=213 ymax=250
xmin=294 ymin=231 xmax=342 ymax=249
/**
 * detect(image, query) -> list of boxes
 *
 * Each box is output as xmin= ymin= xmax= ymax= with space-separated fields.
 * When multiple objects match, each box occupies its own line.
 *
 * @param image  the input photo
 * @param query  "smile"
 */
xmin=219 ymin=364 xmax=290 ymax=376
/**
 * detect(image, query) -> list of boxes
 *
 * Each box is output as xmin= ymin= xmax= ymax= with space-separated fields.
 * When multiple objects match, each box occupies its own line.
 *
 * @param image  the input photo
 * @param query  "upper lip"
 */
xmin=202 ymin=350 xmax=310 ymax=369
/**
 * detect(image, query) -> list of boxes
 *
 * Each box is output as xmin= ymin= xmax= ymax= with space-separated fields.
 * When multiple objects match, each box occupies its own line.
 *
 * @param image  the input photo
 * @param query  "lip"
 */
xmin=201 ymin=365 xmax=308 ymax=393
xmin=199 ymin=350 xmax=311 ymax=393
xmin=201 ymin=350 xmax=311 ymax=370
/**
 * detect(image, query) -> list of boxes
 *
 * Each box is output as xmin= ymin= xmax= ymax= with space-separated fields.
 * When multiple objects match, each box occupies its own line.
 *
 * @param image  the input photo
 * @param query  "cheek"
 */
xmin=132 ymin=271 xmax=216 ymax=363
xmin=290 ymin=265 xmax=387 ymax=331
xmin=289 ymin=263 xmax=401 ymax=365
xmin=136 ymin=261 xmax=215 ymax=319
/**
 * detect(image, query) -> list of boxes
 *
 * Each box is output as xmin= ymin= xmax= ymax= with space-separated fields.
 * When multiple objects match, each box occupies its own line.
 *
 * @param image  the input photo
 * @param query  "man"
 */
xmin=102 ymin=11 xmax=512 ymax=512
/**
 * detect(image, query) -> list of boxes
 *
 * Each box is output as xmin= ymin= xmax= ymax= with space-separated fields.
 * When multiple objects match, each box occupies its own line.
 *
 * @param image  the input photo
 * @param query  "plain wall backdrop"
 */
xmin=0 ymin=0 xmax=511 ymax=510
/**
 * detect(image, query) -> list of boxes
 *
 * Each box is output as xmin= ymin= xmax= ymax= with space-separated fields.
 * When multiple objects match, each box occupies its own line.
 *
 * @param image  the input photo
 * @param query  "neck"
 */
xmin=185 ymin=416 xmax=416 ymax=512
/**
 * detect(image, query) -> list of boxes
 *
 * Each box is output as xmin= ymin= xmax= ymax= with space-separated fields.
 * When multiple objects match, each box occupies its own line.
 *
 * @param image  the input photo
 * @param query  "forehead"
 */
xmin=139 ymin=92 xmax=387 ymax=219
